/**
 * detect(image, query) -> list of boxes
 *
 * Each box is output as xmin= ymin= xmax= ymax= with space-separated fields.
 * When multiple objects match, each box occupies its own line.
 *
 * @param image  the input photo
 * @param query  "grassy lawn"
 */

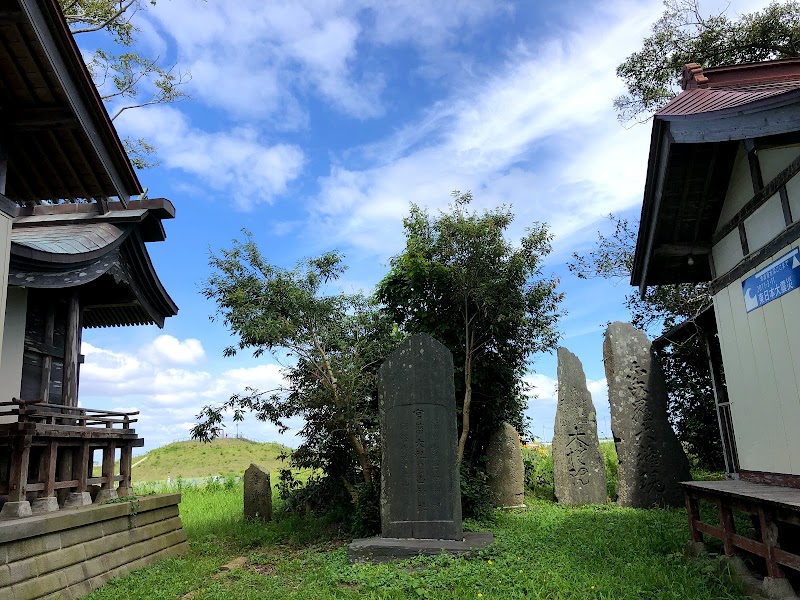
xmin=85 ymin=481 xmax=749 ymax=600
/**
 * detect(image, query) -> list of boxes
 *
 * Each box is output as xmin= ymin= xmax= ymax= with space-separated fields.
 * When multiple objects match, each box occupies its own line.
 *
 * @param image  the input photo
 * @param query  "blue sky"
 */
xmin=74 ymin=0 xmax=767 ymax=453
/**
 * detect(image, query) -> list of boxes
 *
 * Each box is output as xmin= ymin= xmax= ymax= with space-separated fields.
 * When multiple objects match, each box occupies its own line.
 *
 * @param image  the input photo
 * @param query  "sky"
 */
xmin=74 ymin=0 xmax=770 ymax=453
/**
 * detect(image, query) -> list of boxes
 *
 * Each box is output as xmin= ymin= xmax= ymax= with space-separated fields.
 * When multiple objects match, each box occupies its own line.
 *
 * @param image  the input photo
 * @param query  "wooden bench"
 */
xmin=683 ymin=479 xmax=800 ymax=580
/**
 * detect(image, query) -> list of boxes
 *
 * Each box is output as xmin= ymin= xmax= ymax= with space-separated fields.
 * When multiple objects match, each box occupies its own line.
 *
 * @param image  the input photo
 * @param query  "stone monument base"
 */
xmin=348 ymin=532 xmax=494 ymax=564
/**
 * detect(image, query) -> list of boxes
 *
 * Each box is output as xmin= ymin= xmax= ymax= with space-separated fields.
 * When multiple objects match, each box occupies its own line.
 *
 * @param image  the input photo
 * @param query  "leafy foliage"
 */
xmin=195 ymin=233 xmax=397 ymax=501
xmin=377 ymin=192 xmax=564 ymax=464
xmin=58 ymin=0 xmax=190 ymax=167
xmin=615 ymin=0 xmax=800 ymax=123
xmin=568 ymin=215 xmax=723 ymax=469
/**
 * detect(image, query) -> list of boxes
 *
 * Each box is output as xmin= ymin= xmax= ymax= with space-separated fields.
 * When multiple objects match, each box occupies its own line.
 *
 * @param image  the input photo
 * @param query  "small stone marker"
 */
xmin=603 ymin=322 xmax=691 ymax=508
xmin=244 ymin=463 xmax=272 ymax=522
xmin=349 ymin=333 xmax=492 ymax=563
xmin=486 ymin=422 xmax=526 ymax=508
xmin=552 ymin=347 xmax=607 ymax=505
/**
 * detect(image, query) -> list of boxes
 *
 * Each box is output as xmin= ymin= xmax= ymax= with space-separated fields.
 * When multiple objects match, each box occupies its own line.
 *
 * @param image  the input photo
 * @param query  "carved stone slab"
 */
xmin=486 ymin=422 xmax=526 ymax=508
xmin=244 ymin=463 xmax=272 ymax=522
xmin=378 ymin=333 xmax=462 ymax=540
xmin=553 ymin=347 xmax=607 ymax=505
xmin=603 ymin=322 xmax=691 ymax=508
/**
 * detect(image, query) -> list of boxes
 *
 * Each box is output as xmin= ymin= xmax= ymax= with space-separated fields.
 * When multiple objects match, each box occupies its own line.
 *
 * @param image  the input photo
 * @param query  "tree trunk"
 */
xmin=457 ymin=351 xmax=472 ymax=464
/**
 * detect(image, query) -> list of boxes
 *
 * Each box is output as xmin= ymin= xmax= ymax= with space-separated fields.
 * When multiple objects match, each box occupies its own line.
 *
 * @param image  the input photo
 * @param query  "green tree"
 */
xmin=59 ymin=0 xmax=190 ymax=167
xmin=377 ymin=192 xmax=564 ymax=464
xmin=615 ymin=0 xmax=800 ymax=123
xmin=193 ymin=234 xmax=396 ymax=496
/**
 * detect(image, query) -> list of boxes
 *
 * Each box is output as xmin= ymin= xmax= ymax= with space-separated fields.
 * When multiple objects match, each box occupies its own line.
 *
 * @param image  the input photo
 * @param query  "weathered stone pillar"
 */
xmin=486 ymin=423 xmax=525 ymax=508
xmin=244 ymin=463 xmax=272 ymax=522
xmin=553 ymin=347 xmax=607 ymax=505
xmin=603 ymin=322 xmax=691 ymax=508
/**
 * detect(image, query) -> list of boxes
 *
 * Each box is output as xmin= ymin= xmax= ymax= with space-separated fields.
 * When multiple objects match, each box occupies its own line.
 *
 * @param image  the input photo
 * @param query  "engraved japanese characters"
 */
xmin=553 ymin=347 xmax=607 ymax=505
xmin=603 ymin=322 xmax=691 ymax=508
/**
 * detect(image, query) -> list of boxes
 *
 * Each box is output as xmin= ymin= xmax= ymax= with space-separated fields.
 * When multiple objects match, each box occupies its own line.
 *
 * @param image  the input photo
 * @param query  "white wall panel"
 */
xmin=714 ymin=240 xmax=800 ymax=475
xmin=717 ymin=143 xmax=754 ymax=232
xmin=744 ymin=193 xmax=784 ymax=252
xmin=712 ymin=229 xmax=743 ymax=275
xmin=759 ymin=145 xmax=800 ymax=182
xmin=0 ymin=287 xmax=26 ymax=425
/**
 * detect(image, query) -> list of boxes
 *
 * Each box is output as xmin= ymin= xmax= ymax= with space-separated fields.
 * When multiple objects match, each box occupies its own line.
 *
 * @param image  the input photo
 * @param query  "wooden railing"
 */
xmin=0 ymin=398 xmax=139 ymax=429
xmin=0 ymin=399 xmax=143 ymax=518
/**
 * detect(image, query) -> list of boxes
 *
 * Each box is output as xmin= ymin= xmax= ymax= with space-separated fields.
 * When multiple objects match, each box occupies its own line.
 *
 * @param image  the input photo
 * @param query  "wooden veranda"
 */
xmin=0 ymin=399 xmax=142 ymax=518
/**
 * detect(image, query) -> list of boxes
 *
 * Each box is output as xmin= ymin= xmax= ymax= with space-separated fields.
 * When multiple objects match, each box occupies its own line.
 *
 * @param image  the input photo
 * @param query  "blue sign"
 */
xmin=742 ymin=247 xmax=800 ymax=313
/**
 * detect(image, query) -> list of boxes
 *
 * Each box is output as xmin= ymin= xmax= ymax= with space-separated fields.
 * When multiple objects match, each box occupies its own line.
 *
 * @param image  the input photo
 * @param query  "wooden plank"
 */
xmin=774 ymin=548 xmax=800 ymax=571
xmin=731 ymin=533 xmax=766 ymax=557
xmin=695 ymin=520 xmax=724 ymax=539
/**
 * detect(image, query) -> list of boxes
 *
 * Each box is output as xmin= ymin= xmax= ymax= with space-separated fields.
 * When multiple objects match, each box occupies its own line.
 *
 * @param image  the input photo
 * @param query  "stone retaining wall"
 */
xmin=0 ymin=493 xmax=188 ymax=600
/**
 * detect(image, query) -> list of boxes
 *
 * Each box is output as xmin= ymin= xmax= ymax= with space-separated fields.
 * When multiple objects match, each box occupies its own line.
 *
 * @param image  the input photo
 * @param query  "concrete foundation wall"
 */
xmin=0 ymin=493 xmax=188 ymax=600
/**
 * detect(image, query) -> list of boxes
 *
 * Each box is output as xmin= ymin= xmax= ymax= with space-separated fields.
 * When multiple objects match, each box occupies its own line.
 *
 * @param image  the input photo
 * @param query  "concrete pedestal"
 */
xmin=95 ymin=489 xmax=118 ymax=503
xmin=348 ymin=532 xmax=493 ymax=564
xmin=0 ymin=501 xmax=32 ymax=519
xmin=31 ymin=497 xmax=59 ymax=514
xmin=64 ymin=492 xmax=92 ymax=507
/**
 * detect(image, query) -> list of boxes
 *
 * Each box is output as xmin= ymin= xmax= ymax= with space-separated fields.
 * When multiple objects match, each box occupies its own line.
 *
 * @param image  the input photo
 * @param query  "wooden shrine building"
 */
xmin=0 ymin=0 xmax=177 ymax=519
xmin=632 ymin=59 xmax=800 ymax=593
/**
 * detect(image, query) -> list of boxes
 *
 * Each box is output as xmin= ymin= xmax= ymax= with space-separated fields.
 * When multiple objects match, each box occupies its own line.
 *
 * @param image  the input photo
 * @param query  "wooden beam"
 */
xmin=20 ymin=0 xmax=133 ymax=205
xmin=62 ymin=290 xmax=80 ymax=408
xmin=653 ymin=242 xmax=712 ymax=257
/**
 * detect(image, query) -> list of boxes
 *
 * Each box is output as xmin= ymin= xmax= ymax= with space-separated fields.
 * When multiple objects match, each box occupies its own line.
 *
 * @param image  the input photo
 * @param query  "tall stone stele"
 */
xmin=244 ymin=463 xmax=272 ymax=522
xmin=552 ymin=347 xmax=607 ymax=505
xmin=603 ymin=322 xmax=691 ymax=508
xmin=486 ymin=422 xmax=526 ymax=508
xmin=379 ymin=333 xmax=463 ymax=540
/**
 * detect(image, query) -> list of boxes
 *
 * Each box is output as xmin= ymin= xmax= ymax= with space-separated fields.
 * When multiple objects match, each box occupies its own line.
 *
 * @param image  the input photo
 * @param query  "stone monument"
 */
xmin=244 ymin=463 xmax=272 ymax=522
xmin=348 ymin=333 xmax=492 ymax=563
xmin=486 ymin=422 xmax=526 ymax=508
xmin=603 ymin=322 xmax=691 ymax=508
xmin=552 ymin=347 xmax=607 ymax=505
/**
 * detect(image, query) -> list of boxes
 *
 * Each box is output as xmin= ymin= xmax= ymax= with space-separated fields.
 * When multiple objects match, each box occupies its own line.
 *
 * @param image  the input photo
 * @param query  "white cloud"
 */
xmin=301 ymin=2 xmax=657 ymax=259
xmin=117 ymin=106 xmax=304 ymax=208
xmin=79 ymin=337 xmax=293 ymax=451
xmin=144 ymin=335 xmax=205 ymax=365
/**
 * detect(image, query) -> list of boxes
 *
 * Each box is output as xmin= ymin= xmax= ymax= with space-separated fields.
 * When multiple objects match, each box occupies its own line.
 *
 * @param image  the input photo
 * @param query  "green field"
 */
xmin=130 ymin=438 xmax=293 ymax=482
xmin=84 ymin=481 xmax=748 ymax=600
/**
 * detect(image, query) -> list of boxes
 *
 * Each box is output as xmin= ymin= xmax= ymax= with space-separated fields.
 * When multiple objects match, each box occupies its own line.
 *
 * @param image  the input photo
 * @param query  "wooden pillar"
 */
xmin=62 ymin=290 xmax=81 ymax=408
xmin=75 ymin=442 xmax=89 ymax=493
xmin=56 ymin=445 xmax=73 ymax=506
xmin=6 ymin=436 xmax=31 ymax=502
xmin=40 ymin=440 xmax=57 ymax=498
xmin=95 ymin=442 xmax=118 ymax=502
xmin=685 ymin=492 xmax=702 ymax=543
xmin=759 ymin=507 xmax=784 ymax=579
xmin=118 ymin=443 xmax=133 ymax=497
xmin=717 ymin=499 xmax=736 ymax=557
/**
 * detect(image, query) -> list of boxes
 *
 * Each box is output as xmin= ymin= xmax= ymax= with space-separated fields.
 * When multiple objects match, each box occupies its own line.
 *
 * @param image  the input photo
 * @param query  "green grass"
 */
xmin=129 ymin=438 xmax=293 ymax=482
xmin=85 ymin=481 xmax=749 ymax=600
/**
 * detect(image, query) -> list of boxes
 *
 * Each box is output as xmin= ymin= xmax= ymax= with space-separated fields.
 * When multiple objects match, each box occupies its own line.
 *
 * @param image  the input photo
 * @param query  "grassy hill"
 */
xmin=131 ymin=438 xmax=292 ymax=482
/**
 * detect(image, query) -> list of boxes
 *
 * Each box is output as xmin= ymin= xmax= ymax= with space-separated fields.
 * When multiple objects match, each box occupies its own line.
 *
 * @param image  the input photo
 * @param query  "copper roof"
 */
xmin=8 ymin=199 xmax=178 ymax=328
xmin=657 ymin=59 xmax=800 ymax=117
